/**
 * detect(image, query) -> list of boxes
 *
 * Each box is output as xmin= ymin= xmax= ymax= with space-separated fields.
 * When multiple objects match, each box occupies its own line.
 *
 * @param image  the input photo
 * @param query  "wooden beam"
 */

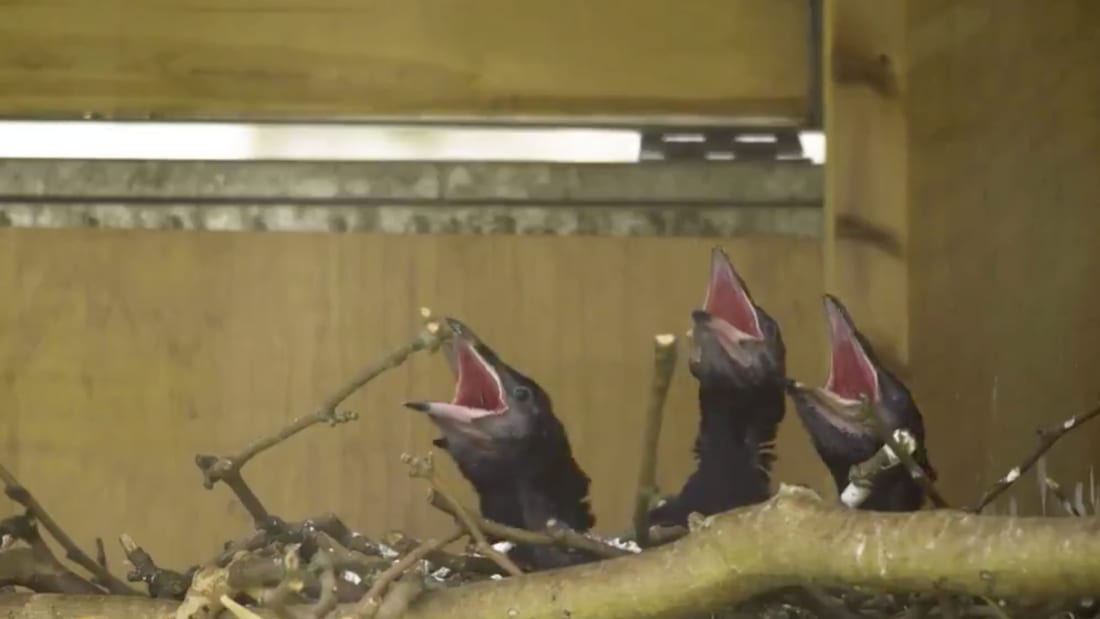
xmin=823 ymin=0 xmax=911 ymax=375
xmin=0 ymin=0 xmax=812 ymax=123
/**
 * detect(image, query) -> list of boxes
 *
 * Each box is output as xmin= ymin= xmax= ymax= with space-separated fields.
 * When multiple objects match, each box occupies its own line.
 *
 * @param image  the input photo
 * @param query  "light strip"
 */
xmin=0 ymin=121 xmax=824 ymax=164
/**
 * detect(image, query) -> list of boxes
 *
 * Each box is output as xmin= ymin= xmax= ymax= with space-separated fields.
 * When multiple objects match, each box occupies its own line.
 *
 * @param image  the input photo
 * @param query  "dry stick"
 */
xmin=0 ymin=515 xmax=102 ymax=594
xmin=373 ymin=573 xmax=425 ymax=619
xmin=94 ymin=538 xmax=107 ymax=571
xmin=972 ymin=401 xmax=1100 ymax=512
xmin=352 ymin=528 xmax=464 ymax=619
xmin=195 ymin=313 xmax=450 ymax=523
xmin=119 ymin=534 xmax=192 ymax=599
xmin=309 ymin=549 xmax=338 ymax=619
xmin=382 ymin=530 xmax=501 ymax=575
xmin=260 ymin=546 xmax=307 ymax=619
xmin=426 ymin=491 xmax=630 ymax=560
xmin=1042 ymin=478 xmax=1081 ymax=517
xmin=632 ymin=334 xmax=678 ymax=548
xmin=857 ymin=396 xmax=949 ymax=508
xmin=842 ymin=430 xmax=918 ymax=508
xmin=0 ymin=463 xmax=138 ymax=595
xmin=403 ymin=454 xmax=523 ymax=577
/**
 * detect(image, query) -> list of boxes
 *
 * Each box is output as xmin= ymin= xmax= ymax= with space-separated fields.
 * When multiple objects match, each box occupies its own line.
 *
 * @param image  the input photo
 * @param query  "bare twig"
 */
xmin=1042 ymin=478 xmax=1082 ymax=517
xmin=220 ymin=594 xmax=265 ymax=619
xmin=973 ymin=401 xmax=1100 ymax=512
xmin=301 ymin=514 xmax=383 ymax=559
xmin=381 ymin=531 xmax=500 ymax=575
xmin=119 ymin=533 xmax=193 ymax=599
xmin=646 ymin=524 xmax=688 ymax=546
xmin=0 ymin=464 xmax=137 ymax=594
xmin=633 ymin=333 xmax=678 ymax=548
xmin=353 ymin=529 xmax=461 ymax=619
xmin=259 ymin=546 xmax=308 ymax=619
xmin=374 ymin=573 xmax=425 ymax=619
xmin=425 ymin=489 xmax=629 ymax=561
xmin=842 ymin=429 xmax=918 ymax=508
xmin=403 ymin=454 xmax=523 ymax=577
xmin=0 ymin=514 xmax=102 ymax=594
xmin=312 ymin=531 xmax=389 ymax=576
xmin=858 ymin=397 xmax=949 ymax=508
xmin=308 ymin=549 xmax=338 ymax=619
xmin=95 ymin=538 xmax=108 ymax=571
xmin=195 ymin=313 xmax=450 ymax=522
xmin=426 ymin=489 xmax=631 ymax=562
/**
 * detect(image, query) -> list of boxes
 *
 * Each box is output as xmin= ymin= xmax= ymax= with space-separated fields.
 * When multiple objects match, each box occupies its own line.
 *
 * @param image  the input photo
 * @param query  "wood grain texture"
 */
xmin=905 ymin=0 xmax=1100 ymax=513
xmin=822 ymin=0 xmax=911 ymax=379
xmin=0 ymin=0 xmax=811 ymax=121
xmin=826 ymin=0 xmax=1100 ymax=512
xmin=0 ymin=229 xmax=828 ymax=569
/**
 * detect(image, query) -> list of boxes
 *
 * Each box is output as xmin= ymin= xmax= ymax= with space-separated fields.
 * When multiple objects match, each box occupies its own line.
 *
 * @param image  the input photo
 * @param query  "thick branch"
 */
xmin=973 ymin=401 xmax=1100 ymax=512
xmin=0 ymin=465 xmax=137 ymax=595
xmin=632 ymin=334 xmax=678 ymax=548
xmin=11 ymin=485 xmax=1100 ymax=619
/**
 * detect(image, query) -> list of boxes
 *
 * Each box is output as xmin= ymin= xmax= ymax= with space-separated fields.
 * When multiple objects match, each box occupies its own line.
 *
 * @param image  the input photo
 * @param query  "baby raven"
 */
xmin=649 ymin=248 xmax=787 ymax=527
xmin=404 ymin=318 xmax=595 ymax=569
xmin=787 ymin=295 xmax=936 ymax=511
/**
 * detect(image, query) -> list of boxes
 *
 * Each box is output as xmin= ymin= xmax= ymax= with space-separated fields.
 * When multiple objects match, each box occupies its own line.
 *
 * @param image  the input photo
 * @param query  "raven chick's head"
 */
xmin=689 ymin=247 xmax=786 ymax=389
xmin=788 ymin=295 xmax=926 ymax=464
xmin=404 ymin=317 xmax=554 ymax=465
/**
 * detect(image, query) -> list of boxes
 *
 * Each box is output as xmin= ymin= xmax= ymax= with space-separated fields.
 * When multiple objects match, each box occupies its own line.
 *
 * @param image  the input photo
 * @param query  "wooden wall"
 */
xmin=0 ymin=0 xmax=810 ymax=121
xmin=0 ymin=229 xmax=828 ymax=568
xmin=826 ymin=0 xmax=1100 ymax=513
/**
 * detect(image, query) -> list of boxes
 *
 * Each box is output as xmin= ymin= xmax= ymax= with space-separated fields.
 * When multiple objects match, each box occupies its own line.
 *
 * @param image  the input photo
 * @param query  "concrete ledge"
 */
xmin=0 ymin=202 xmax=822 ymax=238
xmin=0 ymin=160 xmax=822 ymax=205
xmin=0 ymin=159 xmax=822 ymax=237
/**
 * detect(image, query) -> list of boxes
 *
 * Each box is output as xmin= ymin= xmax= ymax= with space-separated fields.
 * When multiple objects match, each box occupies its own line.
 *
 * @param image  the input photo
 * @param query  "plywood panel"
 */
xmin=0 ymin=229 xmax=828 ymax=568
xmin=0 ymin=0 xmax=811 ymax=122
xmin=825 ymin=0 xmax=1100 ymax=512
xmin=905 ymin=0 xmax=1100 ymax=513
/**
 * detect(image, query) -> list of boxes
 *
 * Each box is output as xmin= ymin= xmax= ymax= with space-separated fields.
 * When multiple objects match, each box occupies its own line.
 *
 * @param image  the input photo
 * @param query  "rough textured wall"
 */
xmin=906 ymin=0 xmax=1100 ymax=512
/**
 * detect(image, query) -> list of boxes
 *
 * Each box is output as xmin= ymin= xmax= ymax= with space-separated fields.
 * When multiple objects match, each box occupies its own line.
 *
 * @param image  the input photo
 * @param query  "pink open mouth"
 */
xmin=407 ymin=334 xmax=506 ymax=424
xmin=822 ymin=296 xmax=879 ymax=404
xmin=698 ymin=248 xmax=764 ymax=352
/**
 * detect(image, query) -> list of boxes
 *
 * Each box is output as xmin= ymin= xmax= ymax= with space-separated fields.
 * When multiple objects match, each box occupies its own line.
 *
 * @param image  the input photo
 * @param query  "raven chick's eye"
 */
xmin=513 ymin=385 xmax=532 ymax=402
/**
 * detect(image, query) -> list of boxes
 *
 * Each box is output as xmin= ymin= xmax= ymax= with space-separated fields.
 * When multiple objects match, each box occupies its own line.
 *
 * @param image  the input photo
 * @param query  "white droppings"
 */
xmin=1004 ymin=467 xmax=1021 ymax=483
xmin=342 ymin=570 xmax=362 ymax=585
xmin=507 ymin=609 xmax=518 ymax=617
xmin=604 ymin=537 xmax=642 ymax=553
xmin=491 ymin=541 xmax=515 ymax=553
xmin=1065 ymin=416 xmax=1078 ymax=430
xmin=490 ymin=574 xmax=504 ymax=581
xmin=378 ymin=544 xmax=399 ymax=559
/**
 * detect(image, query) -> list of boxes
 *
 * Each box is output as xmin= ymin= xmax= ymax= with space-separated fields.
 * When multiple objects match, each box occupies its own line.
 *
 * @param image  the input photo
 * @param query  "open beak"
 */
xmin=822 ymin=295 xmax=880 ymax=404
xmin=690 ymin=247 xmax=767 ymax=374
xmin=787 ymin=295 xmax=881 ymax=433
xmin=404 ymin=318 xmax=507 ymax=424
